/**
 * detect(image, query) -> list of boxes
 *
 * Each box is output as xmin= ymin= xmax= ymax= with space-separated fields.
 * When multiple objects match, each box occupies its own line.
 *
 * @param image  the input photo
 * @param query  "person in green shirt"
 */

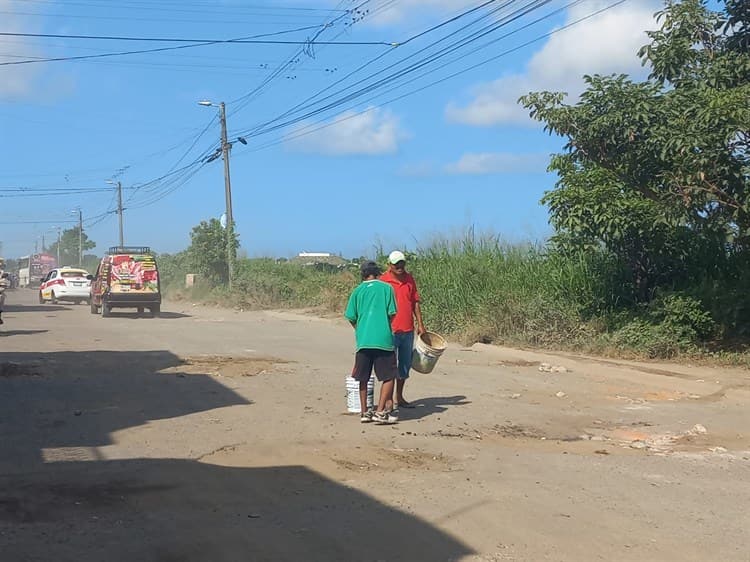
xmin=345 ymin=260 xmax=399 ymax=424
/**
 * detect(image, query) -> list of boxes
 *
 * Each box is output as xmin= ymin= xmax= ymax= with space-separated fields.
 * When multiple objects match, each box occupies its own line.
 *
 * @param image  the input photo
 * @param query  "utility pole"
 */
xmin=218 ymin=101 xmax=235 ymax=290
xmin=56 ymin=227 xmax=61 ymax=265
xmin=41 ymin=234 xmax=45 ymax=252
xmin=199 ymin=99 xmax=237 ymax=289
xmin=116 ymin=181 xmax=124 ymax=247
xmin=77 ymin=209 xmax=83 ymax=266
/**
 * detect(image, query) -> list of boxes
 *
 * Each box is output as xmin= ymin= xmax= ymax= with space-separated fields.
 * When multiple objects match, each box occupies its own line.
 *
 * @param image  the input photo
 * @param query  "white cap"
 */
xmin=388 ymin=250 xmax=406 ymax=264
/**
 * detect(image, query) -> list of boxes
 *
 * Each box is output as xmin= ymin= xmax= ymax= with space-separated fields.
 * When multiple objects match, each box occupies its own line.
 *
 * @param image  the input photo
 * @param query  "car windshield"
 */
xmin=61 ymin=271 xmax=87 ymax=278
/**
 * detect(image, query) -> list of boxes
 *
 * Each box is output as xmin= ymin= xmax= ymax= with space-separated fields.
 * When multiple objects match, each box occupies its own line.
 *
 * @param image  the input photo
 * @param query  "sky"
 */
xmin=0 ymin=0 xmax=666 ymax=260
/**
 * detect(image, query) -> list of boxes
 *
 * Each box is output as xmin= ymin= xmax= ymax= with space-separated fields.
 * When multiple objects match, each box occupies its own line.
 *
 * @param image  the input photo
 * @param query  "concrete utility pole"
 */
xmin=199 ymin=99 xmax=236 ymax=289
xmin=218 ymin=102 xmax=235 ymax=290
xmin=116 ymin=181 xmax=124 ymax=247
xmin=56 ymin=227 xmax=61 ymax=265
xmin=77 ymin=209 xmax=83 ymax=266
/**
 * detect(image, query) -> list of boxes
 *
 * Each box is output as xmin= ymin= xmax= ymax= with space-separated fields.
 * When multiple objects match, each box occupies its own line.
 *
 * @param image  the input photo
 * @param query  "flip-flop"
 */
xmin=397 ymin=400 xmax=415 ymax=408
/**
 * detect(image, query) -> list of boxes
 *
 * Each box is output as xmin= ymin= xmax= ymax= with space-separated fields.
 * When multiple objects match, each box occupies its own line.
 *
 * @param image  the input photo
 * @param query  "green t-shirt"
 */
xmin=344 ymin=279 xmax=397 ymax=351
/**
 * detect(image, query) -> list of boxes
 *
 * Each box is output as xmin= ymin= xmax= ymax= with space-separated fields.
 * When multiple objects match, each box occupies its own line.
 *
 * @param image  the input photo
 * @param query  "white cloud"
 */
xmin=446 ymin=0 xmax=660 ymax=127
xmin=0 ymin=0 xmax=44 ymax=99
xmin=287 ymin=107 xmax=407 ymax=156
xmin=444 ymin=152 xmax=547 ymax=174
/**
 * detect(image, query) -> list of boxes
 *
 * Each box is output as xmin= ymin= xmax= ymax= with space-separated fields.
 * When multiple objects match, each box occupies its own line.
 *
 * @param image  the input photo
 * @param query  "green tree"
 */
xmin=187 ymin=218 xmax=239 ymax=285
xmin=520 ymin=0 xmax=749 ymax=298
xmin=48 ymin=227 xmax=96 ymax=266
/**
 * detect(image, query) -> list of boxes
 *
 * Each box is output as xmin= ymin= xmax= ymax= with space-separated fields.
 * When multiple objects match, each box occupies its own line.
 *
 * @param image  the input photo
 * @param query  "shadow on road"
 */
xmin=0 ymin=350 xmax=249 ymax=467
xmin=0 ymin=351 xmax=473 ymax=561
xmin=397 ymin=395 xmax=471 ymax=421
xmin=4 ymin=304 xmax=71 ymax=313
xmin=0 ymin=459 xmax=474 ymax=562
xmin=102 ymin=310 xmax=191 ymax=319
xmin=0 ymin=329 xmax=49 ymax=337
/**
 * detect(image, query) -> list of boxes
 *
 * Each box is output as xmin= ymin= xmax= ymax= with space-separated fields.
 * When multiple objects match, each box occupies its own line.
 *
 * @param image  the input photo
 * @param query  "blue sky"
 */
xmin=0 ymin=0 xmax=664 ymax=260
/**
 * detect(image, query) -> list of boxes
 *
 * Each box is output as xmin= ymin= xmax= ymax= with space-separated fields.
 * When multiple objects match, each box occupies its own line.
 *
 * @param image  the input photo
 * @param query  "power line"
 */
xmin=0 ymin=10 xmax=339 ymax=25
xmin=238 ymin=0 xmax=628 ymax=155
xmin=237 ymin=0 xmax=510 ymax=137
xmin=239 ymin=0 xmax=550 ymax=138
xmin=0 ymin=31 xmax=394 ymax=45
xmin=240 ymin=0 xmax=501 ymax=136
xmin=12 ymin=0 xmax=349 ymax=14
xmin=227 ymin=0 xmax=375 ymax=111
xmin=0 ymin=25 xmax=392 ymax=67
xmin=36 ymin=0 xmax=625 ymax=218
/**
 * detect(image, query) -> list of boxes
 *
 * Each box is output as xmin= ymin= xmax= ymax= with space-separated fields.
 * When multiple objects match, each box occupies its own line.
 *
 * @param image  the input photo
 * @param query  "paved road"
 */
xmin=1 ymin=288 xmax=749 ymax=561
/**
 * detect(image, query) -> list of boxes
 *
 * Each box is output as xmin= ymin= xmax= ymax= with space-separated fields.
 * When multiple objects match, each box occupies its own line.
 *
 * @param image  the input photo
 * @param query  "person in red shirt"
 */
xmin=380 ymin=250 xmax=426 ymax=408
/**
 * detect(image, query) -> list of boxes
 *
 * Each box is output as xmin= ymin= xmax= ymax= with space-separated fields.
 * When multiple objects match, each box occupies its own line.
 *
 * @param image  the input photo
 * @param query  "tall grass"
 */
xmin=158 ymin=233 xmax=749 ymax=361
xmin=409 ymin=232 xmax=626 ymax=346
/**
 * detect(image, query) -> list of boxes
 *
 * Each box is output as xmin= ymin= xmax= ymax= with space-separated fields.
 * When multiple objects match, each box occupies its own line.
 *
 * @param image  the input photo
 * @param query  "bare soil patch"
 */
xmin=162 ymin=355 xmax=290 ymax=378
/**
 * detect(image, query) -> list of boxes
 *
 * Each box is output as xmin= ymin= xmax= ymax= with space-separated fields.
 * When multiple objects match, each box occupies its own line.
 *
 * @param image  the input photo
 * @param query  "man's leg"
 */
xmin=395 ymin=331 xmax=414 ymax=405
xmin=352 ymin=350 xmax=374 ymax=418
xmin=378 ymin=379 xmax=395 ymax=412
xmin=359 ymin=380 xmax=369 ymax=414
xmin=374 ymin=351 xmax=398 ymax=420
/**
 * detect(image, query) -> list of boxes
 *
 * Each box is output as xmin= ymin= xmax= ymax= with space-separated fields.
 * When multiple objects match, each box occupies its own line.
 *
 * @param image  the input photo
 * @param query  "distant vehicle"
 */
xmin=90 ymin=246 xmax=161 ymax=318
xmin=18 ymin=253 xmax=58 ymax=288
xmin=38 ymin=267 xmax=92 ymax=305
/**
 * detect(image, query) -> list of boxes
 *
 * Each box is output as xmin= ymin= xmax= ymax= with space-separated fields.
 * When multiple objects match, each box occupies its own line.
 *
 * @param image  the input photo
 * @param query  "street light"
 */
xmin=198 ymin=99 xmax=236 ymax=289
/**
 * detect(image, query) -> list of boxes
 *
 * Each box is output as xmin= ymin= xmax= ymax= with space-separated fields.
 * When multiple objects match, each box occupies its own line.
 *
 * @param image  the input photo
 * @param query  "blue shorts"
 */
xmin=393 ymin=331 xmax=414 ymax=380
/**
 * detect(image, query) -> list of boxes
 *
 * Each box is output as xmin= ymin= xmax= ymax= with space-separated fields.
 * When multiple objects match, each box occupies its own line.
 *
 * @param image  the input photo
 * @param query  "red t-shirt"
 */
xmin=380 ymin=271 xmax=420 ymax=333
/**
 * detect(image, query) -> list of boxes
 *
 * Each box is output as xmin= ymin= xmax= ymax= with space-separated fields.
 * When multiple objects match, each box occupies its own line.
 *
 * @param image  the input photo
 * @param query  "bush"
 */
xmin=605 ymin=294 xmax=715 ymax=358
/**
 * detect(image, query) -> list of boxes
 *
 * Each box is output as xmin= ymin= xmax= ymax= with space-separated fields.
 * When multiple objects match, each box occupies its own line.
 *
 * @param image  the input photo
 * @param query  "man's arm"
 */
xmin=412 ymin=277 xmax=426 ymax=335
xmin=344 ymin=290 xmax=358 ymax=329
xmin=414 ymin=301 xmax=426 ymax=335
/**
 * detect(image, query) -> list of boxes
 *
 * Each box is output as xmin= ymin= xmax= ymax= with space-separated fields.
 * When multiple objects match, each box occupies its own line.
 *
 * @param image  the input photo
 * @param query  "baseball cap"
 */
xmin=388 ymin=250 xmax=406 ymax=264
xmin=360 ymin=260 xmax=381 ymax=278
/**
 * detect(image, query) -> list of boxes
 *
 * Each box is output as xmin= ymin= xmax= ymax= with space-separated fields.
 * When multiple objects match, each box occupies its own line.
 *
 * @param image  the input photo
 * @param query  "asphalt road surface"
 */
xmin=1 ymin=288 xmax=749 ymax=561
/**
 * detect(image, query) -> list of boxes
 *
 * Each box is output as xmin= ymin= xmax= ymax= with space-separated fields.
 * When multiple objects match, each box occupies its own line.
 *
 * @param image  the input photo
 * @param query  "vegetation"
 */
xmin=159 ymin=1 xmax=749 ymax=364
xmin=47 ymin=226 xmax=96 ymax=267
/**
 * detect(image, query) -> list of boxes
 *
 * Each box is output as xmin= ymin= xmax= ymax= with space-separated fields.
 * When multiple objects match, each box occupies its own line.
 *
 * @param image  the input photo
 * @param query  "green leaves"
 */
xmin=47 ymin=227 xmax=96 ymax=267
xmin=520 ymin=0 xmax=750 ymax=301
xmin=187 ymin=218 xmax=239 ymax=285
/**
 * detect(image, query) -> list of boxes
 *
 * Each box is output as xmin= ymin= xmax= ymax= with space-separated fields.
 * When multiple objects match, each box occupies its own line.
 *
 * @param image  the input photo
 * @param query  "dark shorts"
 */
xmin=351 ymin=349 xmax=397 ymax=383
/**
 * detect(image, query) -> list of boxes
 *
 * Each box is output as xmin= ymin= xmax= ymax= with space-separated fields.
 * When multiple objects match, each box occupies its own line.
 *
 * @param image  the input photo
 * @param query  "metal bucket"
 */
xmin=346 ymin=375 xmax=374 ymax=413
xmin=411 ymin=331 xmax=447 ymax=374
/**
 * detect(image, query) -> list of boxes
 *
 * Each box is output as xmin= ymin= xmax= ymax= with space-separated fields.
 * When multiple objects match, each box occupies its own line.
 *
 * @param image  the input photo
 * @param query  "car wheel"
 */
xmin=102 ymin=301 xmax=111 ymax=318
xmin=150 ymin=304 xmax=160 ymax=318
xmin=38 ymin=291 xmax=44 ymax=304
xmin=90 ymin=300 xmax=99 ymax=314
xmin=50 ymin=291 xmax=58 ymax=305
xmin=137 ymin=306 xmax=145 ymax=317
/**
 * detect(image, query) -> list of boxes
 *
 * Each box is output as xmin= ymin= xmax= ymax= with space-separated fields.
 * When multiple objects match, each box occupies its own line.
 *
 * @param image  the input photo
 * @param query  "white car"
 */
xmin=39 ymin=267 xmax=92 ymax=305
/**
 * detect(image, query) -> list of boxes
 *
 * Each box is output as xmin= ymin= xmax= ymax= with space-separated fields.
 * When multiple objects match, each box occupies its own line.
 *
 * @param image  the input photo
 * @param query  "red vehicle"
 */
xmin=90 ymin=247 xmax=161 ymax=317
